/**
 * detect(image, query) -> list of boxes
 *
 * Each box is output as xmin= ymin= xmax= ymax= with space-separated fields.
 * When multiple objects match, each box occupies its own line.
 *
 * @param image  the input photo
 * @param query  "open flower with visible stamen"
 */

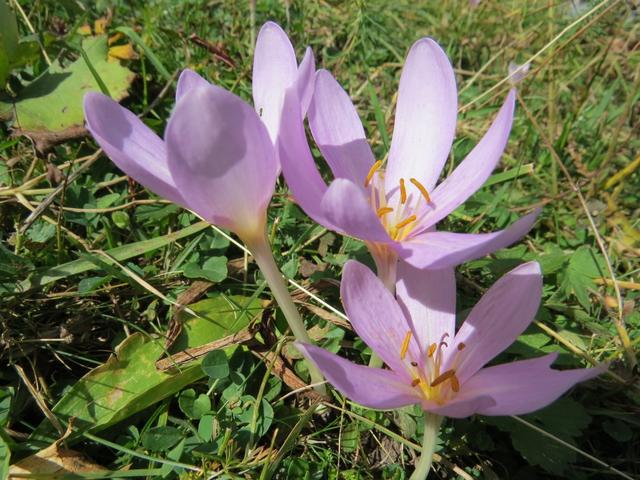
xmin=297 ymin=260 xmax=605 ymax=418
xmin=279 ymin=37 xmax=539 ymax=284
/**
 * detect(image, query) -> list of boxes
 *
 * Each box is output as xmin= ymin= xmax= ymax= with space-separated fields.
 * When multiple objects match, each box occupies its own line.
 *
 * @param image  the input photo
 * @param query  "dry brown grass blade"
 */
xmin=14 ymin=364 xmax=64 ymax=436
xmin=251 ymin=349 xmax=325 ymax=403
xmin=155 ymin=328 xmax=254 ymax=371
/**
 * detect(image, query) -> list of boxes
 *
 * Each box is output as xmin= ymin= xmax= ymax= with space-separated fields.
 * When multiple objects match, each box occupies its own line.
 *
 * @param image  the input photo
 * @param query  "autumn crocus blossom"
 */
xmin=84 ymin=21 xmax=314 ymax=243
xmin=83 ymin=22 xmax=326 ymax=392
xmin=279 ymin=37 xmax=539 ymax=285
xmin=298 ymin=260 xmax=605 ymax=416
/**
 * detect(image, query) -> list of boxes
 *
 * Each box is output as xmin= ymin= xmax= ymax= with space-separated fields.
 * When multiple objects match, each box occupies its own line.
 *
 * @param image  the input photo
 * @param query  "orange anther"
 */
xmin=394 ymin=214 xmax=417 ymax=230
xmin=430 ymin=369 xmax=456 ymax=388
xmin=410 ymin=177 xmax=431 ymax=203
xmin=377 ymin=207 xmax=394 ymax=218
xmin=427 ymin=343 xmax=437 ymax=357
xmin=399 ymin=178 xmax=407 ymax=204
xmin=400 ymin=331 xmax=412 ymax=360
xmin=364 ymin=160 xmax=383 ymax=187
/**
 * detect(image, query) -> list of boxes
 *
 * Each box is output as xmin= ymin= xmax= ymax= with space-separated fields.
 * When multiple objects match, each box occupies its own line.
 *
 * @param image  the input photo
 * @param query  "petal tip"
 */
xmin=83 ymin=91 xmax=111 ymax=115
xmin=514 ymin=260 xmax=542 ymax=278
xmin=259 ymin=20 xmax=285 ymax=34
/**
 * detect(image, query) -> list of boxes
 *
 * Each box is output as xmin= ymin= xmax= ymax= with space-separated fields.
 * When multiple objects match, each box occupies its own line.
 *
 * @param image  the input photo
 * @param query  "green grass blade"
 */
xmin=115 ymin=27 xmax=172 ymax=81
xmin=14 ymin=221 xmax=209 ymax=293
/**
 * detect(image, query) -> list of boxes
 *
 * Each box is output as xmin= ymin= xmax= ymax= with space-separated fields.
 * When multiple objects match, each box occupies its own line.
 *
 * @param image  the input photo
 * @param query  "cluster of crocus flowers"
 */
xmin=278 ymin=37 xmax=539 ymax=288
xmin=82 ymin=20 xmax=606 ymax=479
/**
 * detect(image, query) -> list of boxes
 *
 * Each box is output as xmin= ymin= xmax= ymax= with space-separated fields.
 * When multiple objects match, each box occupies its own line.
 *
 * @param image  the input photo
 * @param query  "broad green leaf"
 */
xmin=0 ymin=35 xmax=134 ymax=150
xmin=13 ymin=221 xmax=208 ymax=293
xmin=178 ymin=389 xmax=211 ymax=420
xmin=111 ymin=211 xmax=130 ymax=229
xmin=0 ymin=431 xmax=9 ymax=480
xmin=31 ymin=293 xmax=262 ymax=443
xmin=141 ymin=426 xmax=183 ymax=452
xmin=183 ymin=256 xmax=228 ymax=282
xmin=538 ymin=245 xmax=568 ymax=275
xmin=487 ymin=398 xmax=592 ymax=475
xmin=340 ymin=422 xmax=360 ymax=453
xmin=237 ymin=398 xmax=273 ymax=437
xmin=77 ymin=275 xmax=111 ymax=294
xmin=25 ymin=221 xmax=56 ymax=244
xmin=0 ymin=388 xmax=12 ymax=426
xmin=0 ymin=0 xmax=19 ymax=87
xmin=197 ymin=414 xmax=214 ymax=442
xmin=201 ymin=350 xmax=230 ymax=379
xmin=561 ymin=246 xmax=607 ymax=309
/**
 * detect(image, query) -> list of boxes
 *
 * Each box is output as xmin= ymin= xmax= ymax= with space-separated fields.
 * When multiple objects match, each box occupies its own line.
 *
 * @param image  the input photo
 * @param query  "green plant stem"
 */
xmin=246 ymin=233 xmax=326 ymax=395
xmin=410 ymin=414 xmax=443 ymax=480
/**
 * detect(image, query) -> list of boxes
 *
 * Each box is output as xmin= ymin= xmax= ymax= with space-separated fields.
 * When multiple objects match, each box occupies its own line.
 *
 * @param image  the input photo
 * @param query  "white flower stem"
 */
xmin=246 ymin=234 xmax=326 ymax=395
xmin=410 ymin=413 xmax=443 ymax=480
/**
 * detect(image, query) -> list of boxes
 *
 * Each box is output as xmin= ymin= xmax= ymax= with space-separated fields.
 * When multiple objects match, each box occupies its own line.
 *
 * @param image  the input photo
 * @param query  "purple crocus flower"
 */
xmin=278 ymin=37 xmax=539 ymax=278
xmin=83 ymin=23 xmax=328 ymax=393
xmin=83 ymin=21 xmax=314 ymax=244
xmin=297 ymin=260 xmax=605 ymax=417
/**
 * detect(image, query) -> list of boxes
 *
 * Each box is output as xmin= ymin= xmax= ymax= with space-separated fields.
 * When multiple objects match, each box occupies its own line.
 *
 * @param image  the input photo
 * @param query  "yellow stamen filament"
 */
xmin=410 ymin=177 xmax=431 ymax=203
xmin=400 ymin=331 xmax=412 ymax=360
xmin=364 ymin=160 xmax=383 ymax=187
xmin=430 ymin=369 xmax=456 ymax=387
xmin=427 ymin=343 xmax=437 ymax=357
xmin=450 ymin=374 xmax=460 ymax=393
xmin=377 ymin=207 xmax=394 ymax=218
xmin=411 ymin=378 xmax=421 ymax=387
xmin=395 ymin=214 xmax=417 ymax=230
xmin=399 ymin=178 xmax=407 ymax=204
xmin=457 ymin=342 xmax=466 ymax=351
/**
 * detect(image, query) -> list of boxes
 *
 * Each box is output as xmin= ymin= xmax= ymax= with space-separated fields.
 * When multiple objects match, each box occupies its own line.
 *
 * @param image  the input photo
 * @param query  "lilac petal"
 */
xmin=444 ymin=261 xmax=542 ymax=383
xmin=278 ymin=84 xmax=330 ymax=226
xmin=386 ymin=38 xmax=457 ymax=195
xmin=423 ymin=90 xmax=516 ymax=228
xmin=309 ymin=70 xmax=375 ymax=184
xmin=83 ymin=92 xmax=184 ymax=206
xmin=462 ymin=353 xmax=606 ymax=416
xmin=297 ymin=47 xmax=316 ymax=115
xmin=321 ymin=179 xmax=391 ymax=243
xmin=395 ymin=261 xmax=456 ymax=353
xmin=341 ymin=260 xmax=420 ymax=377
xmin=423 ymin=395 xmax=496 ymax=419
xmin=176 ymin=69 xmax=210 ymax=101
xmin=400 ymin=210 xmax=539 ymax=269
xmin=165 ymin=84 xmax=277 ymax=237
xmin=253 ymin=21 xmax=298 ymax=143
xmin=297 ymin=343 xmax=419 ymax=409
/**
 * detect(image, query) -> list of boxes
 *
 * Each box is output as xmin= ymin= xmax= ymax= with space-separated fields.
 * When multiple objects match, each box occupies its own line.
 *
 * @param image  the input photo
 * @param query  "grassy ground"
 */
xmin=1 ymin=0 xmax=639 ymax=478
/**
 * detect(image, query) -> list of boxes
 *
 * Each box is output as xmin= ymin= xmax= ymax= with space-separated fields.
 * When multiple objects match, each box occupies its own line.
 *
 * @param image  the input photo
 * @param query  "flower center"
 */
xmin=398 ymin=331 xmax=465 ymax=404
xmin=364 ymin=161 xmax=433 ymax=242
